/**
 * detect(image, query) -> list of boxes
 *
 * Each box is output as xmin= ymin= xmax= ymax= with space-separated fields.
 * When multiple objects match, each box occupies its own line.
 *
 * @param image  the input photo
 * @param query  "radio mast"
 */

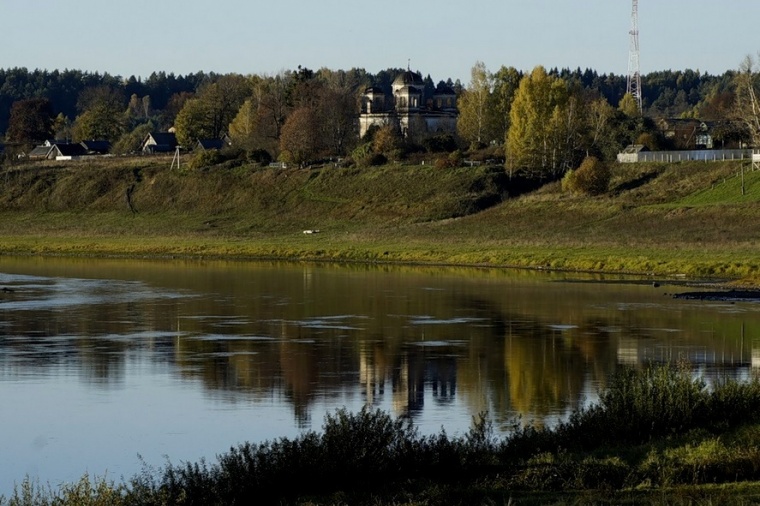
xmin=626 ymin=0 xmax=643 ymax=114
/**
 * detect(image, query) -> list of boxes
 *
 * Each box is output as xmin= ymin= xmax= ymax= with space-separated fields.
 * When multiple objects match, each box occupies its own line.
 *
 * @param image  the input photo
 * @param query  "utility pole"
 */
xmin=627 ymin=0 xmax=643 ymax=114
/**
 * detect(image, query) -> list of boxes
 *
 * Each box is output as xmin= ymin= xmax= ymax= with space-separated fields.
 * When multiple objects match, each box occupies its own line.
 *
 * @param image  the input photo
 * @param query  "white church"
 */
xmin=358 ymin=69 xmax=458 ymax=139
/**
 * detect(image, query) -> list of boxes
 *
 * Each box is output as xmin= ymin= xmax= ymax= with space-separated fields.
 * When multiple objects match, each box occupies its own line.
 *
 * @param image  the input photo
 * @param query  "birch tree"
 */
xmin=507 ymin=66 xmax=568 ymax=176
xmin=734 ymin=54 xmax=760 ymax=146
xmin=457 ymin=61 xmax=497 ymax=147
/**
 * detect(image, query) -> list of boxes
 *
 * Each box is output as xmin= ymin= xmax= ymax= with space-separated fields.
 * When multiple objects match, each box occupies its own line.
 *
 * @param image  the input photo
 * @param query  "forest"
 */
xmin=0 ymin=61 xmax=754 ymax=173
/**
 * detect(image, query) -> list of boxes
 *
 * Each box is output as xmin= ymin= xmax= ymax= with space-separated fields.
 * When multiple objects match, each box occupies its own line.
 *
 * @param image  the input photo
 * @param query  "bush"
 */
xmin=246 ymin=148 xmax=272 ymax=165
xmin=187 ymin=149 xmax=223 ymax=171
xmin=421 ymin=134 xmax=458 ymax=153
xmin=351 ymin=142 xmax=387 ymax=167
xmin=564 ymin=156 xmax=611 ymax=196
xmin=434 ymin=150 xmax=464 ymax=169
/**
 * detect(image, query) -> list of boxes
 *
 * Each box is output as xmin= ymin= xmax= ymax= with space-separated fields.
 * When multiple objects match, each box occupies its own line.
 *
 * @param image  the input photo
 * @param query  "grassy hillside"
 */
xmin=0 ymin=156 xmax=759 ymax=279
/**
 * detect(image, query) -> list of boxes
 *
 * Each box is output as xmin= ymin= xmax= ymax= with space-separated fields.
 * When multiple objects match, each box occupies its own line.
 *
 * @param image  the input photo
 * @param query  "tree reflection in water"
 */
xmin=1 ymin=258 xmax=757 ymax=434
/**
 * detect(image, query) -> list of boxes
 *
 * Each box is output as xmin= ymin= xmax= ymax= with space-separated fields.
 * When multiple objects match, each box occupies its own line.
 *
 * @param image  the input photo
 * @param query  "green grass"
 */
xmin=2 ymin=158 xmax=760 ymax=280
xmin=676 ymin=165 xmax=760 ymax=206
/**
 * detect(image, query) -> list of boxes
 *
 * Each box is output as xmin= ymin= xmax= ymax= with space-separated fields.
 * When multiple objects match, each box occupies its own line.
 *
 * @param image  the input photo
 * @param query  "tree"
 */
xmin=581 ymin=96 xmax=621 ymax=160
xmin=279 ymin=106 xmax=319 ymax=166
xmin=372 ymin=124 xmax=401 ymax=159
xmin=173 ymin=98 xmax=212 ymax=147
xmin=229 ymin=98 xmax=263 ymax=154
xmin=618 ymin=93 xmax=640 ymax=118
xmin=492 ymin=66 xmax=522 ymax=142
xmin=112 ymin=122 xmax=155 ymax=155
xmin=506 ymin=66 xmax=576 ymax=177
xmin=71 ymin=86 xmax=126 ymax=141
xmin=173 ymin=75 xmax=250 ymax=146
xmin=258 ymin=72 xmax=293 ymax=145
xmin=734 ymin=54 xmax=760 ymax=147
xmin=457 ymin=61 xmax=497 ymax=147
xmin=314 ymin=68 xmax=361 ymax=156
xmin=5 ymin=98 xmax=55 ymax=145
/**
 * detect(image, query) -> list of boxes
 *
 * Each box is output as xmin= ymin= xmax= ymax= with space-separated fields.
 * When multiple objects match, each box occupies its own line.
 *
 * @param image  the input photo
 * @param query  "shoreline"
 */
xmin=1 ymin=241 xmax=755 ymax=295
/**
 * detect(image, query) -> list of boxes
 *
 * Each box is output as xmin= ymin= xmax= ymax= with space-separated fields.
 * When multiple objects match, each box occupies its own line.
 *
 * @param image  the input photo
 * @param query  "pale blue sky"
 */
xmin=1 ymin=1 xmax=756 ymax=83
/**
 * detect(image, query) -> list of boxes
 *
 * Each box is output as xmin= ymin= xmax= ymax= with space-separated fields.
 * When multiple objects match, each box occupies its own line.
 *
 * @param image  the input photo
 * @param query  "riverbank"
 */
xmin=0 ymin=157 xmax=759 ymax=281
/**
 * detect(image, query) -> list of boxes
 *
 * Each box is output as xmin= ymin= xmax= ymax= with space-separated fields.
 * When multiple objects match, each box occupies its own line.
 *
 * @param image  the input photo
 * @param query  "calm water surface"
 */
xmin=0 ymin=256 xmax=758 ymax=494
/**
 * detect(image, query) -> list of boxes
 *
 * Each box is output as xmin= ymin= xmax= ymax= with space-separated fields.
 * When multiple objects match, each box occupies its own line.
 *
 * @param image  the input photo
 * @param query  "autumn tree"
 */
xmin=229 ymin=98 xmax=262 ymax=154
xmin=457 ymin=61 xmax=497 ymax=147
xmin=279 ymin=106 xmax=319 ymax=166
xmin=173 ymin=75 xmax=250 ymax=146
xmin=5 ymin=98 xmax=55 ymax=145
xmin=373 ymin=124 xmax=402 ymax=159
xmin=492 ymin=66 xmax=522 ymax=142
xmin=618 ymin=92 xmax=640 ymax=118
xmin=506 ymin=66 xmax=579 ymax=177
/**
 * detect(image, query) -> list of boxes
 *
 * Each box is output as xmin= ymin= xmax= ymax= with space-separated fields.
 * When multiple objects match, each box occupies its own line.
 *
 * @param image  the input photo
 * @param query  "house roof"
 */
xmin=29 ymin=145 xmax=53 ymax=157
xmin=146 ymin=132 xmax=178 ymax=147
xmin=621 ymin=144 xmax=648 ymax=154
xmin=80 ymin=140 xmax=111 ymax=153
xmin=52 ymin=143 xmax=87 ymax=157
xmin=197 ymin=139 xmax=224 ymax=151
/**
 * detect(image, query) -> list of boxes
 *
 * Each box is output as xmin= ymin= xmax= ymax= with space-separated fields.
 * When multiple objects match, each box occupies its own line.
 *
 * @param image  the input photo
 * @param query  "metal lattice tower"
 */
xmin=626 ymin=0 xmax=643 ymax=114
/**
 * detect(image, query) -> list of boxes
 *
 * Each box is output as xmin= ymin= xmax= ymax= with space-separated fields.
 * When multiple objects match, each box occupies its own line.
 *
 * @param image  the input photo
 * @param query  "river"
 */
xmin=0 ymin=256 xmax=756 ymax=495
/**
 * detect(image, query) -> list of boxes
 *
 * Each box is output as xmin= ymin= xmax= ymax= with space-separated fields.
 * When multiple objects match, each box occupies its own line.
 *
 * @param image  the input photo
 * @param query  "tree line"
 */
xmin=1 ymin=59 xmax=758 ymax=174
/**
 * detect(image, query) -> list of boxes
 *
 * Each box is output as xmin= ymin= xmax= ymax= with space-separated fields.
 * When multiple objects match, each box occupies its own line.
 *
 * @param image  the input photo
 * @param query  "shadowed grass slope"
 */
xmin=1 ymin=158 xmax=760 ymax=278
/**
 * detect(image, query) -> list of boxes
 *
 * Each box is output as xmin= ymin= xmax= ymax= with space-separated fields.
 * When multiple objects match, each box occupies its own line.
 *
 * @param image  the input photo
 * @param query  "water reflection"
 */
xmin=1 ymin=257 xmax=759 ymax=490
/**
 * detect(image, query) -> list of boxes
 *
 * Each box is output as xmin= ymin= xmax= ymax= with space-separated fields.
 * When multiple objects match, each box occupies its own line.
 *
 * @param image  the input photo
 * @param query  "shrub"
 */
xmin=351 ymin=143 xmax=387 ymax=167
xmin=561 ymin=168 xmax=576 ymax=193
xmin=565 ymin=156 xmax=610 ymax=196
xmin=246 ymin=148 xmax=272 ymax=165
xmin=187 ymin=149 xmax=223 ymax=171
xmin=422 ymin=134 xmax=458 ymax=153
xmin=434 ymin=150 xmax=464 ymax=169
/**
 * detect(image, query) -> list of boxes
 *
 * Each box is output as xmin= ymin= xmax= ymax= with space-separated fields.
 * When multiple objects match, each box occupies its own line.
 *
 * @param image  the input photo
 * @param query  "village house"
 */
xmin=656 ymin=118 xmax=714 ymax=150
xmin=196 ymin=134 xmax=232 ymax=152
xmin=80 ymin=140 xmax=111 ymax=155
xmin=141 ymin=132 xmax=178 ymax=154
xmin=27 ymin=140 xmax=106 ymax=160
xmin=358 ymin=69 xmax=458 ymax=139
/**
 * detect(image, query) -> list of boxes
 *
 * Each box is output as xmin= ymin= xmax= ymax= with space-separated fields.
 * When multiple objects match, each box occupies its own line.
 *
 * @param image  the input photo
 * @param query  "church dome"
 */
xmin=392 ymin=70 xmax=424 ymax=87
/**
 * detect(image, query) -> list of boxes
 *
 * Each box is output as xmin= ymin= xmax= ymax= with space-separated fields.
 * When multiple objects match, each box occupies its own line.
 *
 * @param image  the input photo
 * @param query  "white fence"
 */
xmin=617 ymin=149 xmax=756 ymax=164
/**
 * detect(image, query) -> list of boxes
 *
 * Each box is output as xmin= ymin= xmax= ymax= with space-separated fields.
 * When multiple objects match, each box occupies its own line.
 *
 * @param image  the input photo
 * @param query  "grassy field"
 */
xmin=1 ymin=156 xmax=759 ymax=280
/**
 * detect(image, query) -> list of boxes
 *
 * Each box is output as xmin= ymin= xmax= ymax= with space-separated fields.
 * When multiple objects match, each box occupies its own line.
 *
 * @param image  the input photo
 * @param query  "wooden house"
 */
xmin=80 ymin=140 xmax=111 ymax=155
xmin=141 ymin=132 xmax=178 ymax=153
xmin=49 ymin=143 xmax=87 ymax=160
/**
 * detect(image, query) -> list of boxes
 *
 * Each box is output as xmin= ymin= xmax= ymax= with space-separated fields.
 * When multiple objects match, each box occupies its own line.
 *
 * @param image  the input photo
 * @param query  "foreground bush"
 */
xmin=7 ymin=365 xmax=760 ymax=505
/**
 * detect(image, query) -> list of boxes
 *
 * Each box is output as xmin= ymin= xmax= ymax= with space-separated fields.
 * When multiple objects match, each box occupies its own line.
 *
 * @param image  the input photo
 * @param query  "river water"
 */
xmin=0 ymin=256 xmax=757 ymax=494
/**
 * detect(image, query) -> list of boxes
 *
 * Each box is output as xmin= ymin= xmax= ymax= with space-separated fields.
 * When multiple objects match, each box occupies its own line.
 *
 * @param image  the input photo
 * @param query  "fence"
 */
xmin=617 ymin=149 xmax=756 ymax=164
